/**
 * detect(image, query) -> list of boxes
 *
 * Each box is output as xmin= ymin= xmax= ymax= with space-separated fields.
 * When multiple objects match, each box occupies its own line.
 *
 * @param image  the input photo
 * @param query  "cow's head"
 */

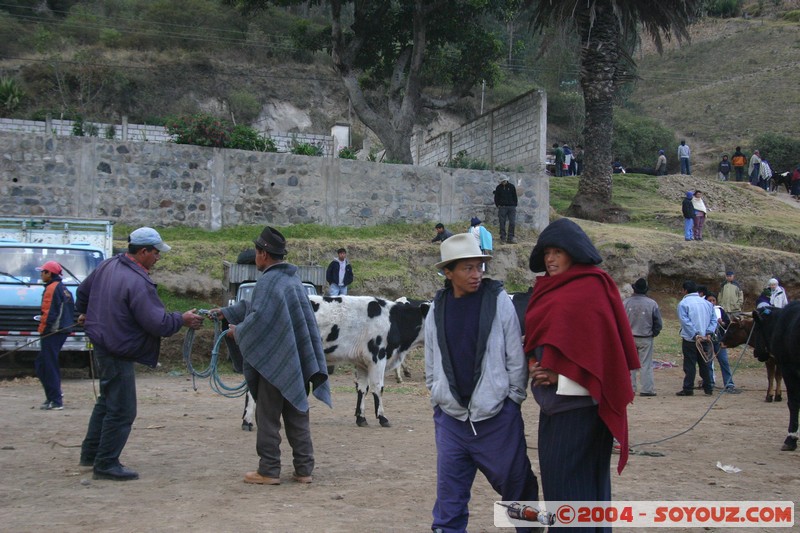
xmin=720 ymin=313 xmax=752 ymax=349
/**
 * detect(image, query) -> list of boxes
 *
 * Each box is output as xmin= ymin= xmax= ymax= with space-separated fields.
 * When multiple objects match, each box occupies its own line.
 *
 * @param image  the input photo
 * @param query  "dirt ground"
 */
xmin=1 ymin=356 xmax=798 ymax=533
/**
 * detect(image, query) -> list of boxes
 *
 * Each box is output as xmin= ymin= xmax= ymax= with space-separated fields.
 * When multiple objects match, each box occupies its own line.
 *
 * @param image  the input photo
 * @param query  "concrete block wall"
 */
xmin=0 ymin=117 xmax=334 ymax=154
xmin=412 ymin=89 xmax=547 ymax=173
xmin=0 ymin=132 xmax=549 ymax=233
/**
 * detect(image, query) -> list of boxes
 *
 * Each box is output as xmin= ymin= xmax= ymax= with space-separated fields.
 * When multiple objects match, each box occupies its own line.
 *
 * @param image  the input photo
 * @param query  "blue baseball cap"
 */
xmin=128 ymin=227 xmax=171 ymax=252
xmin=685 ymin=191 xmax=694 ymax=199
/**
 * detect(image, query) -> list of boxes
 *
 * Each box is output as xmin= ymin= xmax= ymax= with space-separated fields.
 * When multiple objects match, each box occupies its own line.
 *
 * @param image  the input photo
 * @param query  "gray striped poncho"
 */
xmin=222 ymin=262 xmax=331 ymax=411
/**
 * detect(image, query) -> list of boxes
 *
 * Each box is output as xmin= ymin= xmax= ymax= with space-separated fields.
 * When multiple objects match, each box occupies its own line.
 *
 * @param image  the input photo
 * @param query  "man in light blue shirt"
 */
xmin=676 ymin=280 xmax=717 ymax=396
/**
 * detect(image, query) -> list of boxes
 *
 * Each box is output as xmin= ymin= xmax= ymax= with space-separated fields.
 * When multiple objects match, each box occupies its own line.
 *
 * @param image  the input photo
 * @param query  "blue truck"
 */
xmin=0 ymin=217 xmax=114 ymax=374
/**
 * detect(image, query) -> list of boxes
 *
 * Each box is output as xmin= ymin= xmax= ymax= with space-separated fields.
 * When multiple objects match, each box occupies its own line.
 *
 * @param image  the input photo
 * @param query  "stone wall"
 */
xmin=411 ymin=89 xmax=547 ymax=172
xmin=0 ymin=132 xmax=549 ymax=232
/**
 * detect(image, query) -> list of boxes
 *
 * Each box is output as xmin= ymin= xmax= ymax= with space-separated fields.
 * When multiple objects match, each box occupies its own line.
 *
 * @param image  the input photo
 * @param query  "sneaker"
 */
xmin=676 ymin=390 xmax=694 ymax=396
xmin=725 ymin=387 xmax=742 ymax=395
xmin=639 ymin=392 xmax=657 ymax=397
xmin=507 ymin=238 xmax=516 ymax=244
xmin=41 ymin=401 xmax=64 ymax=410
xmin=39 ymin=401 xmax=51 ymax=410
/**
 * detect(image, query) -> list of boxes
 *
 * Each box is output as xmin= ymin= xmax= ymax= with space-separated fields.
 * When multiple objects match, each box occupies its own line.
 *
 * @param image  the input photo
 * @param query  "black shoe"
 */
xmin=507 ymin=238 xmax=516 ymax=244
xmin=676 ymin=390 xmax=694 ymax=396
xmin=725 ymin=387 xmax=742 ymax=395
xmin=93 ymin=465 xmax=139 ymax=481
xmin=79 ymin=456 xmax=95 ymax=467
xmin=639 ymin=392 xmax=657 ymax=397
xmin=704 ymin=389 xmax=714 ymax=396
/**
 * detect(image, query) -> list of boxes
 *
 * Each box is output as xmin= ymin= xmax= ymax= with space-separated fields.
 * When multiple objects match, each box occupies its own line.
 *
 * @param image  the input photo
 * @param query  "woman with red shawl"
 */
xmin=524 ymin=218 xmax=639 ymax=526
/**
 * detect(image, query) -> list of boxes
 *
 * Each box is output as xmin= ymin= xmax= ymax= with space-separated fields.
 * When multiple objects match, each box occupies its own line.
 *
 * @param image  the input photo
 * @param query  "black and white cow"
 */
xmin=240 ymin=295 xmax=429 ymax=430
xmin=310 ymin=295 xmax=429 ymax=427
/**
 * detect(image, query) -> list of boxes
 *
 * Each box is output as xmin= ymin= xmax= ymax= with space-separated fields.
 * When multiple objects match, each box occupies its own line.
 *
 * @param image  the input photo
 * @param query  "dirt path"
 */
xmin=1 ymin=361 xmax=798 ymax=532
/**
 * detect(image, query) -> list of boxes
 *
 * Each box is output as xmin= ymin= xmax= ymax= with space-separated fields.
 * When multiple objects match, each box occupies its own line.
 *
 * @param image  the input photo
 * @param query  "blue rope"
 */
xmin=182 ymin=311 xmax=248 ymax=398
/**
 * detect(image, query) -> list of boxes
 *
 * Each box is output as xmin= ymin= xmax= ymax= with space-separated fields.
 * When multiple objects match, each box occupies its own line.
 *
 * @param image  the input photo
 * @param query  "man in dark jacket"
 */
xmin=325 ymin=247 xmax=353 ymax=296
xmin=682 ymin=191 xmax=695 ymax=241
xmin=493 ymin=175 xmax=518 ymax=244
xmin=35 ymin=260 xmax=74 ymax=410
xmin=77 ymin=227 xmax=204 ymax=481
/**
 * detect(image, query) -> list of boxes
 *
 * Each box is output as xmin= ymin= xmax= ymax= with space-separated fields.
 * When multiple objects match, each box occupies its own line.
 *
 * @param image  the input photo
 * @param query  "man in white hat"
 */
xmin=424 ymin=233 xmax=538 ymax=532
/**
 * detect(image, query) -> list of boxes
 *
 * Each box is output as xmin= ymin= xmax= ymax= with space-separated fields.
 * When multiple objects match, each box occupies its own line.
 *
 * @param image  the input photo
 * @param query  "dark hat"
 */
xmin=685 ymin=191 xmax=694 ymax=199
xmin=725 ymin=270 xmax=734 ymax=276
xmin=470 ymin=217 xmax=481 ymax=226
xmin=632 ymin=278 xmax=648 ymax=294
xmin=253 ymin=226 xmax=287 ymax=255
xmin=529 ymin=218 xmax=602 ymax=273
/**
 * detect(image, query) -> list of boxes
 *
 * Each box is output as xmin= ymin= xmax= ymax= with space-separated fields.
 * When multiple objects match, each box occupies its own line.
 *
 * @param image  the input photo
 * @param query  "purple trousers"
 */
xmin=432 ymin=398 xmax=539 ymax=533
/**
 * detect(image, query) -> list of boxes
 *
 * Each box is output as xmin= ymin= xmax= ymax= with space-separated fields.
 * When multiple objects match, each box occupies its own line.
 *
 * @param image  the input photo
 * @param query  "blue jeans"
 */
xmin=329 ymin=283 xmax=348 ymax=296
xmin=683 ymin=218 xmax=694 ymax=240
xmin=35 ymin=332 xmax=67 ymax=406
xmin=680 ymin=157 xmax=691 ymax=175
xmin=81 ymin=346 xmax=137 ymax=469
xmin=709 ymin=346 xmax=734 ymax=388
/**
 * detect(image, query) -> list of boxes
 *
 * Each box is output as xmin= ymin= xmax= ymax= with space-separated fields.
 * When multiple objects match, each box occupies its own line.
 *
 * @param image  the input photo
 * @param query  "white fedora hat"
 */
xmin=434 ymin=233 xmax=492 ymax=270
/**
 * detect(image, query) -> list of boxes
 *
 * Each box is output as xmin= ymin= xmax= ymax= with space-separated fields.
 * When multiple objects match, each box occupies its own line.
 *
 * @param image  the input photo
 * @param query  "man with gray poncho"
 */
xmin=214 ymin=226 xmax=331 ymax=485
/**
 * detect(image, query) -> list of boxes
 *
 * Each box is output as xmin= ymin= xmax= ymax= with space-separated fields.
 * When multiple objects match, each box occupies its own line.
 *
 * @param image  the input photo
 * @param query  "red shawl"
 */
xmin=524 ymin=264 xmax=640 ymax=473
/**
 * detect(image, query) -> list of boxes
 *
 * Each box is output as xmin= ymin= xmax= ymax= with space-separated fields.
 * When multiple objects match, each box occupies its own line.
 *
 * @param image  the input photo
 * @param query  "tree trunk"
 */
xmin=566 ymin=0 xmax=629 ymax=223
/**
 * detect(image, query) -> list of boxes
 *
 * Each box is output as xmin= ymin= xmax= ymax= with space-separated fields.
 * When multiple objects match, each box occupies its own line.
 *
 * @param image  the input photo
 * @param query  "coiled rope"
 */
xmin=182 ymin=310 xmax=248 ymax=398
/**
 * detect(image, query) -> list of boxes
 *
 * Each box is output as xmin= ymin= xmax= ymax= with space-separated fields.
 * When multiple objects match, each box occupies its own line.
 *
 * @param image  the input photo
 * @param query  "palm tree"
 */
xmin=529 ymin=0 xmax=701 ymax=222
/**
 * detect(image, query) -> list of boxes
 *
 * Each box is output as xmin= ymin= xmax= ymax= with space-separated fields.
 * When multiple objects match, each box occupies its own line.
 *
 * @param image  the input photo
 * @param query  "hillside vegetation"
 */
xmin=629 ymin=10 xmax=800 ymax=172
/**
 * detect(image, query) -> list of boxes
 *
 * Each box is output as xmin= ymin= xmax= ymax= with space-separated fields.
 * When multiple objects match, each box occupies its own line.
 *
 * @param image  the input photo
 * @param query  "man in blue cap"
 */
xmin=718 ymin=270 xmax=744 ymax=313
xmin=77 ymin=227 xmax=204 ymax=481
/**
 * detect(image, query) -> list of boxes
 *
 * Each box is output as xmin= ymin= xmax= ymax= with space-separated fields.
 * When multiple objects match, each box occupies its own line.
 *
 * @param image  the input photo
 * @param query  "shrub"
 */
xmin=227 ymin=90 xmax=261 ymax=124
xmin=72 ymin=117 xmax=85 ymax=137
xmin=228 ymin=125 xmax=276 ymax=152
xmin=783 ymin=10 xmax=800 ymax=22
xmin=702 ymin=0 xmax=743 ymax=18
xmin=291 ymin=142 xmax=324 ymax=156
xmin=446 ymin=150 xmax=490 ymax=170
xmin=166 ymin=113 xmax=231 ymax=147
xmin=0 ymin=77 xmax=25 ymax=113
xmin=751 ymin=133 xmax=800 ymax=172
xmin=612 ymin=110 xmax=677 ymax=169
xmin=105 ymin=125 xmax=116 ymax=140
xmin=338 ymin=146 xmax=358 ymax=160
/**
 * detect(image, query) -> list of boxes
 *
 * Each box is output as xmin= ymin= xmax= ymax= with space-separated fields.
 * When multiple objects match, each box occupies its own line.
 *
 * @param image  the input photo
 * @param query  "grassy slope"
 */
xmin=630 ymin=16 xmax=800 ymax=171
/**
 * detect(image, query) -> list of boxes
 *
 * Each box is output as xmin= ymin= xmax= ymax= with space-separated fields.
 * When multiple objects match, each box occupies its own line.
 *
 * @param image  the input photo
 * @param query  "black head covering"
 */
xmin=528 ymin=218 xmax=602 ymax=272
xmin=632 ymin=278 xmax=648 ymax=294
xmin=253 ymin=226 xmax=287 ymax=256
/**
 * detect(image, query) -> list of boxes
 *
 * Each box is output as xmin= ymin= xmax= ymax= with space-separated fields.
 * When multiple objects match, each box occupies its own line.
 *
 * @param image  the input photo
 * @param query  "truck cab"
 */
xmin=0 ymin=217 xmax=113 ymax=373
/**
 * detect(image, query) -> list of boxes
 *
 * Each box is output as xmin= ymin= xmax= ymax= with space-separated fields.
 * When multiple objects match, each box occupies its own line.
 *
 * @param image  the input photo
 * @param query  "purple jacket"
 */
xmin=76 ymin=254 xmax=184 ymax=367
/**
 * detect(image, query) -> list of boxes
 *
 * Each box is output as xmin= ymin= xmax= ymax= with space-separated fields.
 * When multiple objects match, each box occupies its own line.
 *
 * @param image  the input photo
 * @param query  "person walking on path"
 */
xmin=748 ymin=150 xmax=762 ymax=187
xmin=326 ymin=248 xmax=353 ymax=296
xmin=431 ymin=223 xmax=454 ymax=243
xmin=676 ymin=280 xmax=717 ymax=397
xmin=732 ymin=147 xmax=747 ymax=182
xmin=656 ymin=150 xmax=667 ymax=176
xmin=718 ymin=271 xmax=744 ymax=313
xmin=624 ymin=278 xmax=662 ymax=397
xmin=682 ymin=191 xmax=695 ymax=241
xmin=425 ymin=233 xmax=539 ymax=533
xmin=718 ymin=155 xmax=732 ymax=181
xmin=215 ymin=226 xmax=331 ymax=486
xmin=678 ymin=140 xmax=691 ymax=175
xmin=493 ymin=175 xmax=518 ymax=244
xmin=691 ymin=190 xmax=708 ymax=241
xmin=77 ymin=227 xmax=204 ymax=481
xmin=35 ymin=260 xmax=74 ymax=411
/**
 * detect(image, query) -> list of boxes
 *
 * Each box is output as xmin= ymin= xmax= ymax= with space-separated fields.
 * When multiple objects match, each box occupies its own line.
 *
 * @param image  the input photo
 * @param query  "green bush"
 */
xmin=612 ymin=110 xmax=676 ymax=169
xmin=227 ymin=90 xmax=261 ymax=124
xmin=702 ymin=0 xmax=743 ymax=17
xmin=0 ymin=77 xmax=25 ymax=113
xmin=166 ymin=113 xmax=231 ymax=147
xmin=446 ymin=150 xmax=490 ymax=170
xmin=291 ymin=142 xmax=324 ymax=156
xmin=751 ymin=133 xmax=800 ymax=172
xmin=338 ymin=146 xmax=358 ymax=160
xmin=228 ymin=125 xmax=276 ymax=152
xmin=71 ymin=117 xmax=85 ymax=137
xmin=783 ymin=10 xmax=800 ymax=22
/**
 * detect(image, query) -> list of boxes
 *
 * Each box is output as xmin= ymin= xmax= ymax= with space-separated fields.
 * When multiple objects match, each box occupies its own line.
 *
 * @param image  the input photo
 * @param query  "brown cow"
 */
xmin=720 ymin=313 xmax=783 ymax=402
